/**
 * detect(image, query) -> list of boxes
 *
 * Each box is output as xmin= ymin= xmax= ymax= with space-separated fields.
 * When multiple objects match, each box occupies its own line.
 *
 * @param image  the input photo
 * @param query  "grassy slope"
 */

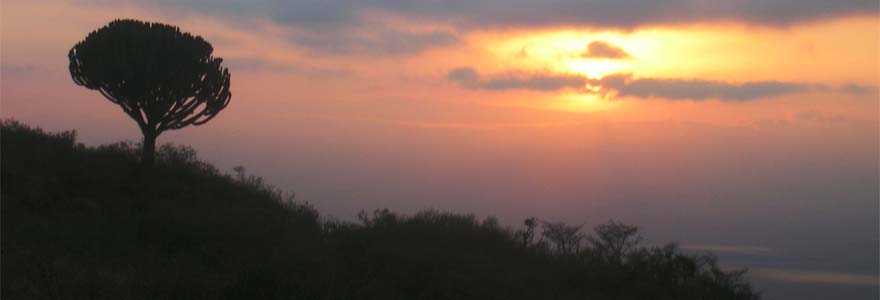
xmin=1 ymin=120 xmax=760 ymax=300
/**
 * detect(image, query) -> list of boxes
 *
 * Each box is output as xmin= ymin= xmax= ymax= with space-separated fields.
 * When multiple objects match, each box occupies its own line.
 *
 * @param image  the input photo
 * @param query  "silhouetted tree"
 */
xmin=516 ymin=217 xmax=538 ymax=248
xmin=68 ymin=19 xmax=231 ymax=165
xmin=541 ymin=221 xmax=584 ymax=256
xmin=587 ymin=220 xmax=642 ymax=264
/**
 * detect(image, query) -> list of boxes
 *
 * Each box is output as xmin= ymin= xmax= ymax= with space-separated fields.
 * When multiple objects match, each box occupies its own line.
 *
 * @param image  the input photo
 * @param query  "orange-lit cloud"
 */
xmin=2 ymin=0 xmax=878 ymax=124
xmin=591 ymin=74 xmax=875 ymax=101
xmin=448 ymin=67 xmax=586 ymax=92
xmin=581 ymin=41 xmax=630 ymax=59
xmin=446 ymin=67 xmax=875 ymax=102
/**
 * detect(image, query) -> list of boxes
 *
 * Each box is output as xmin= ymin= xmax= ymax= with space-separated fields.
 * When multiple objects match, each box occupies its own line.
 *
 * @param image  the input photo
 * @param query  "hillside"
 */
xmin=1 ymin=120 xmax=760 ymax=300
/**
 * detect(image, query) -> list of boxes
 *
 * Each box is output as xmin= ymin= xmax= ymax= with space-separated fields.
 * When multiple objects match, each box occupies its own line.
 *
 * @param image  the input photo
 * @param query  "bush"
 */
xmin=1 ymin=120 xmax=760 ymax=299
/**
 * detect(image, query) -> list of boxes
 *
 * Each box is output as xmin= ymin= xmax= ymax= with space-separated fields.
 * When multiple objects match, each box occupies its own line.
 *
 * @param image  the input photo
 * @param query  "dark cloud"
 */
xmin=292 ymin=28 xmax=458 ymax=56
xmin=385 ymin=0 xmax=878 ymax=29
xmin=451 ymin=68 xmax=878 ymax=101
xmin=448 ymin=68 xmax=480 ymax=85
xmin=582 ymin=41 xmax=630 ymax=59
xmin=838 ymin=83 xmax=879 ymax=95
xmin=593 ymin=74 xmax=814 ymax=101
xmin=0 ymin=64 xmax=50 ymax=77
xmin=89 ymin=0 xmax=878 ymax=56
xmin=146 ymin=0 xmax=358 ymax=29
xmin=224 ymin=57 xmax=353 ymax=78
xmin=134 ymin=0 xmax=878 ymax=30
xmin=448 ymin=67 xmax=586 ymax=91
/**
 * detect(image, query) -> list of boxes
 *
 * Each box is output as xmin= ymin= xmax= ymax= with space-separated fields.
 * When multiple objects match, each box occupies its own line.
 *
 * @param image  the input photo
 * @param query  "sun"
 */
xmin=564 ymin=59 xmax=629 ymax=79
xmin=475 ymin=29 xmax=653 ymax=112
xmin=481 ymin=29 xmax=641 ymax=80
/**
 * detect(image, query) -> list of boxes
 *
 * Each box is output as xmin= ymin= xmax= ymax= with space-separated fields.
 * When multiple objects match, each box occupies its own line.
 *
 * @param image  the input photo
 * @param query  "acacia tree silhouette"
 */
xmin=587 ymin=220 xmax=642 ymax=264
xmin=541 ymin=221 xmax=584 ymax=257
xmin=68 ymin=19 xmax=231 ymax=165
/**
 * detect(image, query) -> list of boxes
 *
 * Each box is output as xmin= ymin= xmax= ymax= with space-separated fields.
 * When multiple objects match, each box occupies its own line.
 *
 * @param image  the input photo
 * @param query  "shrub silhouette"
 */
xmin=1 ymin=120 xmax=761 ymax=299
xmin=68 ymin=19 xmax=231 ymax=165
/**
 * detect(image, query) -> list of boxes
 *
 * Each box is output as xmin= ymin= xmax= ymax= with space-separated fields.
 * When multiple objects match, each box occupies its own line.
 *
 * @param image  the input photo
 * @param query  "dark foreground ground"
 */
xmin=1 ymin=120 xmax=760 ymax=300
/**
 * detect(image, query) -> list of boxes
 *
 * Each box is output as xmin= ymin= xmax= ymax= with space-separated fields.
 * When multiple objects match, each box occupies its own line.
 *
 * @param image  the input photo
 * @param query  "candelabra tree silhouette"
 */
xmin=68 ymin=19 xmax=231 ymax=165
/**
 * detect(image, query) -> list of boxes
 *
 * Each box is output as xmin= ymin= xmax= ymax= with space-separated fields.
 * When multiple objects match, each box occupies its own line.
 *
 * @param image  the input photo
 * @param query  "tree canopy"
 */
xmin=68 ymin=19 xmax=231 ymax=164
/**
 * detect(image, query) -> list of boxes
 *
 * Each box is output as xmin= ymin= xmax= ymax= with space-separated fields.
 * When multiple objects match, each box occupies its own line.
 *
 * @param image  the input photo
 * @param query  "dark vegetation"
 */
xmin=1 ymin=120 xmax=761 ymax=299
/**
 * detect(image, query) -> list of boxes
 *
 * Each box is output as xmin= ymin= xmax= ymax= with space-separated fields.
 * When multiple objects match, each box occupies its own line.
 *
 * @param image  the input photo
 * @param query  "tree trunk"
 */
xmin=141 ymin=131 xmax=157 ymax=165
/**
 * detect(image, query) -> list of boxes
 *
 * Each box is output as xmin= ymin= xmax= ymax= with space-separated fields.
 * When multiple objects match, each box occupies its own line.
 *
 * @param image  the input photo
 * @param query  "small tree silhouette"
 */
xmin=541 ymin=221 xmax=584 ymax=257
xmin=68 ymin=19 xmax=231 ymax=165
xmin=516 ymin=217 xmax=539 ymax=248
xmin=587 ymin=220 xmax=642 ymax=264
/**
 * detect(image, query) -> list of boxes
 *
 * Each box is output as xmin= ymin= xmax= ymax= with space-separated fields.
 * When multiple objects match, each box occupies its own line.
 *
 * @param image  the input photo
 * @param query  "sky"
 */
xmin=2 ymin=0 xmax=879 ymax=298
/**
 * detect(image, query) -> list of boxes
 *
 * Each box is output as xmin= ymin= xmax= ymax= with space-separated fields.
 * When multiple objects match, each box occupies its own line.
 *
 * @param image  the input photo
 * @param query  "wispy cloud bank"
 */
xmin=448 ymin=67 xmax=586 ymax=91
xmin=89 ymin=0 xmax=879 ymax=56
xmin=751 ymin=268 xmax=880 ymax=286
xmin=593 ymin=74 xmax=813 ymax=101
xmin=292 ymin=27 xmax=458 ymax=56
xmin=131 ymin=0 xmax=878 ymax=30
xmin=793 ymin=110 xmax=874 ymax=126
xmin=0 ymin=64 xmax=51 ymax=77
xmin=594 ymin=74 xmax=877 ymax=101
xmin=334 ymin=116 xmax=590 ymax=130
xmin=681 ymin=244 xmax=775 ymax=256
xmin=224 ymin=57 xmax=353 ymax=78
xmin=450 ymin=68 xmax=877 ymax=101
xmin=837 ymin=83 xmax=879 ymax=95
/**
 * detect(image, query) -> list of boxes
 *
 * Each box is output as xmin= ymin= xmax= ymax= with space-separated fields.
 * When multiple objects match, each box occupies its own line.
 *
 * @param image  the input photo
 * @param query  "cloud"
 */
xmin=838 ymin=83 xmax=879 ymax=95
xmin=751 ymin=268 xmax=880 ymax=286
xmin=144 ymin=0 xmax=358 ymax=29
xmin=87 ymin=0 xmax=879 ymax=56
xmin=292 ymin=28 xmax=458 ymax=56
xmin=337 ymin=116 xmax=589 ymax=130
xmin=793 ymin=110 xmax=873 ymax=126
xmin=448 ymin=68 xmax=481 ymax=85
xmin=385 ymin=0 xmax=879 ymax=29
xmin=120 ymin=0 xmax=878 ymax=31
xmin=593 ymin=74 xmax=814 ymax=101
xmin=450 ymin=68 xmax=879 ymax=101
xmin=0 ymin=64 xmax=51 ymax=77
xmin=582 ymin=41 xmax=630 ymax=59
xmin=448 ymin=67 xmax=586 ymax=91
xmin=224 ymin=57 xmax=353 ymax=78
xmin=795 ymin=111 xmax=845 ymax=123
xmin=681 ymin=244 xmax=775 ymax=256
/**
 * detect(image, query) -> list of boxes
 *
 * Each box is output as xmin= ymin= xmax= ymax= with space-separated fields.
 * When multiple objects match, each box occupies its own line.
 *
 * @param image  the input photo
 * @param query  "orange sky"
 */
xmin=3 ymin=1 xmax=877 ymax=125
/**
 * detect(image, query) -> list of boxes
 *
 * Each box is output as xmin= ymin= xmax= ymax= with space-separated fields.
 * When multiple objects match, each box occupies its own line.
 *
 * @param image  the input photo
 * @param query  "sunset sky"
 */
xmin=2 ymin=1 xmax=878 ymax=298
